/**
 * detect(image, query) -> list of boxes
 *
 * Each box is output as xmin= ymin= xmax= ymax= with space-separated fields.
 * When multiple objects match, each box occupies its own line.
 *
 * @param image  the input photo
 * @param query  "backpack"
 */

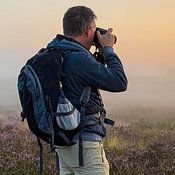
xmin=17 ymin=47 xmax=91 ymax=172
xmin=17 ymin=45 xmax=115 ymax=173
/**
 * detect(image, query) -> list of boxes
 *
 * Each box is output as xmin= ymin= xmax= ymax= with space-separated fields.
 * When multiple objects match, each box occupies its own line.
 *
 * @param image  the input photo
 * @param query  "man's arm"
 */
xmin=77 ymin=48 xmax=128 ymax=92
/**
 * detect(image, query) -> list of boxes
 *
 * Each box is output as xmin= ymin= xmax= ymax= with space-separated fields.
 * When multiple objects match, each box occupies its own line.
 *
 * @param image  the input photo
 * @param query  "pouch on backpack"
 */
xmin=56 ymin=94 xmax=80 ymax=130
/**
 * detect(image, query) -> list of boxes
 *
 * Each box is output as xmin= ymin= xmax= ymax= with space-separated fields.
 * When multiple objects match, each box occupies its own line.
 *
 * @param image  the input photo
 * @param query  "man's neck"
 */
xmin=66 ymin=35 xmax=90 ymax=50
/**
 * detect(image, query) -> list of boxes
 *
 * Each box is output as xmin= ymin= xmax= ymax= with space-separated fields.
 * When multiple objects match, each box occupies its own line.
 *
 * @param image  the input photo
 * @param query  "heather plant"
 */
xmin=105 ymin=120 xmax=175 ymax=175
xmin=0 ymin=122 xmax=58 ymax=175
xmin=0 ymin=119 xmax=175 ymax=175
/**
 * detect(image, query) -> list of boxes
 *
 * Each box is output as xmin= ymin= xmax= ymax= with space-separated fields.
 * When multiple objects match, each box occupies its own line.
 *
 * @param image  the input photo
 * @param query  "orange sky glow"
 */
xmin=0 ymin=0 xmax=175 ymax=77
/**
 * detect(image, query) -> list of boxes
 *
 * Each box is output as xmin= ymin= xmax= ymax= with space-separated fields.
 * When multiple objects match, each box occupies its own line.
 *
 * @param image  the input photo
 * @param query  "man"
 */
xmin=47 ymin=6 xmax=127 ymax=175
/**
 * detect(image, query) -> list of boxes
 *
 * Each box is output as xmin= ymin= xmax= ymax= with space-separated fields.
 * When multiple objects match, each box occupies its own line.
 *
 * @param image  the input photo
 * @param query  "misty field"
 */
xmin=0 ymin=105 xmax=175 ymax=175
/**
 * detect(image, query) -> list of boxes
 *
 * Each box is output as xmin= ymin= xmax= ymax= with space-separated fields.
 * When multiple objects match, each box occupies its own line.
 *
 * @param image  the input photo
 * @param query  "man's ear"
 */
xmin=85 ymin=25 xmax=91 ymax=38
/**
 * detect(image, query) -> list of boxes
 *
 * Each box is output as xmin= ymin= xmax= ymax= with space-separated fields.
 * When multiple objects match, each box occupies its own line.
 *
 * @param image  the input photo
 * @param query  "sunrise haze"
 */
xmin=1 ymin=0 xmax=175 ymax=77
xmin=0 ymin=0 xmax=175 ymax=108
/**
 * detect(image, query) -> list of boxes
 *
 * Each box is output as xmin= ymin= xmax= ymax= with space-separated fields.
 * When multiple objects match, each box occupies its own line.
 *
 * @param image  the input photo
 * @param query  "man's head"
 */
xmin=63 ymin=6 xmax=97 ymax=50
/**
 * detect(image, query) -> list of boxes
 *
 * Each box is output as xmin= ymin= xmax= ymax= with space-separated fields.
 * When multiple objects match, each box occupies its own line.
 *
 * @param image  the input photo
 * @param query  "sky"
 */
xmin=0 ymin=0 xmax=175 ymax=78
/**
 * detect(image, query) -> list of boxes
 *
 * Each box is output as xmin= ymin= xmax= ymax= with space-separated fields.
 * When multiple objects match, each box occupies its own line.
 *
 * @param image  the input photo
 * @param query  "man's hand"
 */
xmin=96 ymin=28 xmax=116 ymax=48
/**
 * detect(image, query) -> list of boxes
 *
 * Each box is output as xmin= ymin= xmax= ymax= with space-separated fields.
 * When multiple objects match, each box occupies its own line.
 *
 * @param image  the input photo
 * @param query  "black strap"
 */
xmin=83 ymin=114 xmax=115 ymax=126
xmin=37 ymin=137 xmax=44 ymax=175
xmin=47 ymin=112 xmax=55 ymax=151
xmin=104 ymin=118 xmax=115 ymax=126
xmin=79 ymin=135 xmax=83 ymax=166
xmin=45 ymin=95 xmax=57 ymax=151
xmin=20 ymin=111 xmax=26 ymax=122
xmin=57 ymin=132 xmax=71 ymax=145
xmin=78 ymin=87 xmax=91 ymax=166
xmin=79 ymin=87 xmax=91 ymax=106
xmin=53 ymin=106 xmax=76 ymax=117
xmin=79 ymin=106 xmax=86 ymax=166
xmin=55 ymin=151 xmax=60 ymax=171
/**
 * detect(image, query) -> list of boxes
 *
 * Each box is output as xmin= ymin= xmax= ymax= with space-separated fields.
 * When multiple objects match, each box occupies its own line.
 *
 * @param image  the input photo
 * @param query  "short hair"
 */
xmin=63 ymin=6 xmax=97 ymax=36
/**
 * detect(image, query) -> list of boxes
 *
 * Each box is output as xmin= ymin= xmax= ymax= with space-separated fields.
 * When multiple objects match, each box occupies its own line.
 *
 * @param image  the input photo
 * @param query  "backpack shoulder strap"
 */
xmin=78 ymin=86 xmax=91 ymax=166
xmin=79 ymin=87 xmax=91 ymax=107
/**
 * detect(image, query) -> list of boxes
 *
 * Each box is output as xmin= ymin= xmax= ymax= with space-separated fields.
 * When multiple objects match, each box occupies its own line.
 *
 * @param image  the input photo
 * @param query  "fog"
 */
xmin=0 ymin=74 xmax=174 ymax=125
xmin=0 ymin=74 xmax=174 ymax=107
xmin=0 ymin=77 xmax=18 ymax=106
xmin=103 ymin=75 xmax=175 ymax=107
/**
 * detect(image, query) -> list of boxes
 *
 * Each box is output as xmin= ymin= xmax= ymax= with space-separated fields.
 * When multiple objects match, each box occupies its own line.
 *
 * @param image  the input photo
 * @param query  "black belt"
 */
xmin=84 ymin=113 xmax=115 ymax=126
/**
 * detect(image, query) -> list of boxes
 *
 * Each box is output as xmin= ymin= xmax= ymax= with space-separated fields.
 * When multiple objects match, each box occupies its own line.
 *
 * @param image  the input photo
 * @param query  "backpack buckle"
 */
xmin=81 ymin=102 xmax=88 ymax=107
xmin=21 ymin=111 xmax=26 ymax=122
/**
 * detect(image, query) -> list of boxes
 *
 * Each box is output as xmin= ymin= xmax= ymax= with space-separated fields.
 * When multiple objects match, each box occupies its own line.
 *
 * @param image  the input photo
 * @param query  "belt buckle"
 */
xmin=97 ymin=111 xmax=101 ymax=117
xmin=96 ymin=112 xmax=104 ymax=124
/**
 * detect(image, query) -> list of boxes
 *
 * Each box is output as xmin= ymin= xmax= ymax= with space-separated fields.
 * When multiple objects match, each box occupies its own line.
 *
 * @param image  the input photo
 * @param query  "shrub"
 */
xmin=0 ymin=120 xmax=175 ymax=175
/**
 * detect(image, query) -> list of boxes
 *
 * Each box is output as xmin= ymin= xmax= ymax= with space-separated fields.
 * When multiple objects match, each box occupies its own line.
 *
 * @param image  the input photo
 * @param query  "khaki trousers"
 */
xmin=56 ymin=141 xmax=109 ymax=175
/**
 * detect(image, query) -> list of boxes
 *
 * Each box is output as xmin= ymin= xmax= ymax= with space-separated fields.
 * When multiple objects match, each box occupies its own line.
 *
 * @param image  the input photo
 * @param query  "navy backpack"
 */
xmin=17 ymin=47 xmax=90 ymax=173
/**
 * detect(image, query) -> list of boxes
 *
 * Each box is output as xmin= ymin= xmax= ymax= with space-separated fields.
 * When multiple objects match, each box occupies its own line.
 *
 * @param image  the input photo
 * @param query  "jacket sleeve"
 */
xmin=77 ymin=46 xmax=128 ymax=92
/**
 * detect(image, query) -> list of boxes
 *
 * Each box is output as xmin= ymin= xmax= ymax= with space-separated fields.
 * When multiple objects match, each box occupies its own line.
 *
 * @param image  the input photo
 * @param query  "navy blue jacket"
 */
xmin=47 ymin=35 xmax=128 ymax=141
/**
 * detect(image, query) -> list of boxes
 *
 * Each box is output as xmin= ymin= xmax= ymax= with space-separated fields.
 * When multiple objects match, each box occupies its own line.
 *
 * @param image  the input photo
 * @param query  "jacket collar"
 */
xmin=47 ymin=34 xmax=92 ymax=55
